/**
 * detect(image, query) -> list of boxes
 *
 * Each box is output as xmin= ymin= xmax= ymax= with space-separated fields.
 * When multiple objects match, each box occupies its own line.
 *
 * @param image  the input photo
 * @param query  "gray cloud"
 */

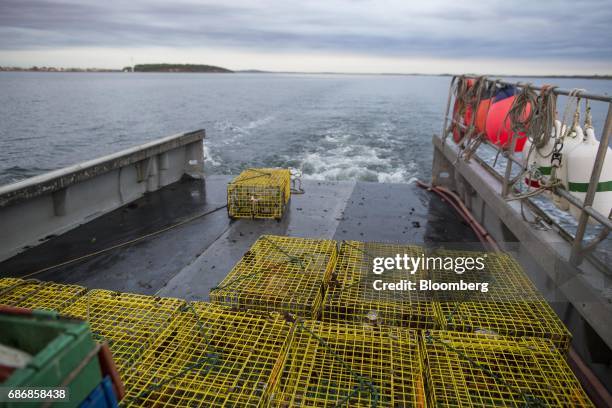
xmin=0 ymin=0 xmax=610 ymax=61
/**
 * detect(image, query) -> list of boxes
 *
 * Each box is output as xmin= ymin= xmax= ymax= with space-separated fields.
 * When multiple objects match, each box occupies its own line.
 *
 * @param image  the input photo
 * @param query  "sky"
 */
xmin=0 ymin=0 xmax=611 ymax=75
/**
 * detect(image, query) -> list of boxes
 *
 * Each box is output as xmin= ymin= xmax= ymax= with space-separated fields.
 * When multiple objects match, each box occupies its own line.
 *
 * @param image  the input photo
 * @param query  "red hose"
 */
xmin=435 ymin=185 xmax=500 ymax=251
xmin=416 ymin=180 xmax=500 ymax=251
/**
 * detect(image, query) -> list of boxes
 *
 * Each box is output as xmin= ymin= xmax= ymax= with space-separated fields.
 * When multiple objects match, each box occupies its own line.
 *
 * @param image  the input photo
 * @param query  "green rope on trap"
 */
xmin=260 ymin=236 xmax=307 ymax=269
xmin=0 ymin=278 xmax=41 ymax=297
xmin=121 ymin=302 xmax=221 ymax=407
xmin=424 ymin=331 xmax=546 ymax=407
xmin=340 ymin=240 xmax=378 ymax=260
xmin=210 ymin=269 xmax=268 ymax=292
xmin=296 ymin=320 xmax=379 ymax=408
xmin=210 ymin=236 xmax=308 ymax=292
xmin=424 ymin=249 xmax=546 ymax=406
xmin=229 ymin=168 xmax=273 ymax=184
xmin=121 ymin=354 xmax=219 ymax=407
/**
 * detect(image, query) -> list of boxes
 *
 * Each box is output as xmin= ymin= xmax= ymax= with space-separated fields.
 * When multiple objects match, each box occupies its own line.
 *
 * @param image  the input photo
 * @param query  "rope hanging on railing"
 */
xmin=451 ymin=76 xmax=492 ymax=163
xmin=508 ymin=85 xmax=559 ymax=201
xmin=549 ymin=89 xmax=585 ymax=183
xmin=449 ymin=76 xmax=472 ymax=140
xmin=529 ymin=85 xmax=557 ymax=151
xmin=506 ymin=84 xmax=537 ymax=146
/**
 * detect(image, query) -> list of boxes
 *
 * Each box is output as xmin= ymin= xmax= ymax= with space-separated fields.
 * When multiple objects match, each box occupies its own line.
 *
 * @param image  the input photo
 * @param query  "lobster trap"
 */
xmin=0 ymin=277 xmax=25 ymax=290
xmin=60 ymin=289 xmax=184 ymax=376
xmin=429 ymin=250 xmax=571 ymax=353
xmin=422 ymin=330 xmax=593 ymax=407
xmin=210 ymin=235 xmax=337 ymax=319
xmin=435 ymin=301 xmax=571 ymax=354
xmin=427 ymin=250 xmax=543 ymax=302
xmin=321 ymin=241 xmax=437 ymax=329
xmin=269 ymin=320 xmax=425 ymax=407
xmin=227 ymin=168 xmax=291 ymax=220
xmin=0 ymin=278 xmax=86 ymax=312
xmin=121 ymin=302 xmax=294 ymax=407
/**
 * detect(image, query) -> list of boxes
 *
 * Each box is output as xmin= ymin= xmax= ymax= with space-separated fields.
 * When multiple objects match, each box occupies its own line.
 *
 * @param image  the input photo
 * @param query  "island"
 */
xmin=129 ymin=64 xmax=232 ymax=73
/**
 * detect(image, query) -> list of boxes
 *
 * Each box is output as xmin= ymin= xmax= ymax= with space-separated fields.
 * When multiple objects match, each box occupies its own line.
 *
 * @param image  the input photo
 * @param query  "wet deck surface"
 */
xmin=0 ymin=175 xmax=478 ymax=299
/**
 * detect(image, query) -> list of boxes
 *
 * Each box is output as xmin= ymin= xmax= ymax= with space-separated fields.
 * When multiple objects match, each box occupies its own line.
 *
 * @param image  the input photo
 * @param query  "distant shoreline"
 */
xmin=0 ymin=66 xmax=610 ymax=79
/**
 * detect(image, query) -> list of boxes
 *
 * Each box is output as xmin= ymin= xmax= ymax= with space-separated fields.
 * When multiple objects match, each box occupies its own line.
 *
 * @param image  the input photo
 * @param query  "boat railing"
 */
xmin=439 ymin=75 xmax=611 ymax=267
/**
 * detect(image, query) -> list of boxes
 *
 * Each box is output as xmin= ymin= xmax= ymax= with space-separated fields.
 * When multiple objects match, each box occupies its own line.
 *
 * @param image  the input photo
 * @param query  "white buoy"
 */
xmin=554 ymin=125 xmax=583 ymax=211
xmin=566 ymin=126 xmax=612 ymax=223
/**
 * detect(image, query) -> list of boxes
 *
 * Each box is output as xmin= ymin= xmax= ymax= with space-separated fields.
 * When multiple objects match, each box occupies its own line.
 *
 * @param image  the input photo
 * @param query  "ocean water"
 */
xmin=0 ymin=72 xmax=610 ymax=186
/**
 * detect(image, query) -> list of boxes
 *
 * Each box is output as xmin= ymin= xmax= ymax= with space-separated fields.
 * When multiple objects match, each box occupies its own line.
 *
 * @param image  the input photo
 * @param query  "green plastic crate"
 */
xmin=1 ymin=310 xmax=102 ymax=407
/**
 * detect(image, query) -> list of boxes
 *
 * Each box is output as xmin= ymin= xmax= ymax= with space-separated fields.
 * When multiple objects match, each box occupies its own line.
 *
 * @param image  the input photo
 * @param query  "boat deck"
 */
xmin=0 ymin=175 xmax=478 ymax=299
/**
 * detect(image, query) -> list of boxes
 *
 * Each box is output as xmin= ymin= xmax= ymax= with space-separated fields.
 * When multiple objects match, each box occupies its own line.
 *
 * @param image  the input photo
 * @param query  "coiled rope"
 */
xmin=449 ymin=76 xmax=472 ymax=139
xmin=451 ymin=76 xmax=490 ymax=147
xmin=506 ymin=85 xmax=559 ymax=203
xmin=462 ymin=78 xmax=501 ymax=161
xmin=505 ymin=84 xmax=537 ymax=149
xmin=529 ymin=85 xmax=557 ymax=152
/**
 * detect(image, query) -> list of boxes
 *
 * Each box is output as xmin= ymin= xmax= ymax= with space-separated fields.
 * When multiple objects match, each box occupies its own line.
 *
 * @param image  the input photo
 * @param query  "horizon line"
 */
xmin=1 ymin=65 xmax=612 ymax=79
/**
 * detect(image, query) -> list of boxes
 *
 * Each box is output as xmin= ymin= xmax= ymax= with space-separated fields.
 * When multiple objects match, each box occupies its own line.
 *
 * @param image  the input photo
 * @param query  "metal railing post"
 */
xmin=570 ymin=103 xmax=612 ymax=265
xmin=502 ymin=134 xmax=520 ymax=197
xmin=441 ymin=76 xmax=457 ymax=144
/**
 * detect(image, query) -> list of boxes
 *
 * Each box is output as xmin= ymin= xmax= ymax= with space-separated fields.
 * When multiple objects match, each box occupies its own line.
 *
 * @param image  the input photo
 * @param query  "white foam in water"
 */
xmin=213 ymin=116 xmax=275 ymax=146
xmin=299 ymin=141 xmax=416 ymax=183
xmin=244 ymin=115 xmax=275 ymax=130
xmin=203 ymin=144 xmax=221 ymax=167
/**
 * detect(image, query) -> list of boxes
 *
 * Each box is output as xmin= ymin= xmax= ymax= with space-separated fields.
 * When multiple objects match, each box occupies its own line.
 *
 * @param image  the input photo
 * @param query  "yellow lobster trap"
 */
xmin=210 ymin=235 xmax=337 ymax=319
xmin=269 ymin=320 xmax=425 ymax=407
xmin=422 ymin=330 xmax=593 ymax=407
xmin=121 ymin=302 xmax=294 ymax=407
xmin=0 ymin=277 xmax=23 ymax=290
xmin=60 ymin=289 xmax=184 ymax=377
xmin=321 ymin=241 xmax=437 ymax=329
xmin=227 ymin=168 xmax=291 ymax=220
xmin=429 ymin=250 xmax=571 ymax=353
xmin=0 ymin=278 xmax=86 ymax=312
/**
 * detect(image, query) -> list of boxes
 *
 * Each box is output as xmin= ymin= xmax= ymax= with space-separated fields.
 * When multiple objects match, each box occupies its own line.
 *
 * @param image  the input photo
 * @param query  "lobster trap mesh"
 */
xmin=269 ymin=320 xmax=425 ymax=407
xmin=0 ymin=277 xmax=24 ymax=290
xmin=0 ymin=278 xmax=86 ymax=312
xmin=422 ymin=330 xmax=593 ymax=407
xmin=435 ymin=301 xmax=572 ymax=355
xmin=227 ymin=168 xmax=291 ymax=219
xmin=430 ymin=250 xmax=571 ymax=353
xmin=122 ymin=302 xmax=294 ymax=407
xmin=427 ymin=250 xmax=543 ymax=301
xmin=210 ymin=235 xmax=337 ymax=319
xmin=321 ymin=241 xmax=436 ymax=329
xmin=60 ymin=289 xmax=184 ymax=376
